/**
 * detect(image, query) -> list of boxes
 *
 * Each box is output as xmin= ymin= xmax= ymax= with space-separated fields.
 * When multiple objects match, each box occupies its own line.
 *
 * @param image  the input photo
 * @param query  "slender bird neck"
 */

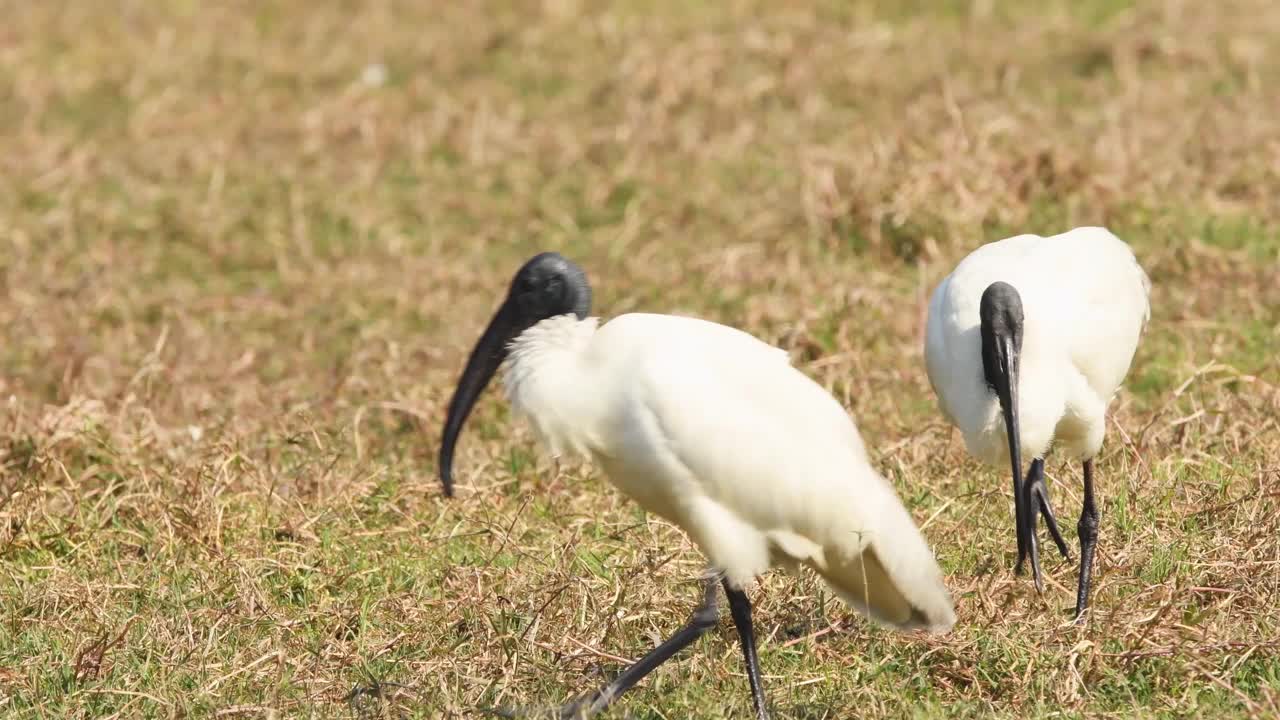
xmin=502 ymin=314 xmax=602 ymax=458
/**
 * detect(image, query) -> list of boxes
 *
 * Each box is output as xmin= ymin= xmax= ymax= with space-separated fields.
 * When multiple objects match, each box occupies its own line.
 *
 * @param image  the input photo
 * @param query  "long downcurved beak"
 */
xmin=438 ymin=301 xmax=518 ymax=497
xmin=991 ymin=337 xmax=1025 ymax=573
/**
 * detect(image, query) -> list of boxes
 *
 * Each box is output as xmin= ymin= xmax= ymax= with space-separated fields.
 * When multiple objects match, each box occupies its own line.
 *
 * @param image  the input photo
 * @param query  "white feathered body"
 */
xmin=503 ymin=312 xmax=955 ymax=632
xmin=924 ymin=226 xmax=1151 ymax=467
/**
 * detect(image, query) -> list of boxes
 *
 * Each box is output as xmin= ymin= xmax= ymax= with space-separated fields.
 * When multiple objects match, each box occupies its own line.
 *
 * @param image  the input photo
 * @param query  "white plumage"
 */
xmin=924 ymin=226 xmax=1150 ymax=617
xmin=509 ymin=312 xmax=955 ymax=629
xmin=438 ymin=253 xmax=954 ymax=719
xmin=926 ymin=227 xmax=1150 ymax=466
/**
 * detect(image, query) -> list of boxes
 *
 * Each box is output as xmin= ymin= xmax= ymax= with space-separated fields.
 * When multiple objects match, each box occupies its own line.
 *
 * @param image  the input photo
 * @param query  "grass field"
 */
xmin=2 ymin=1 xmax=1279 ymax=718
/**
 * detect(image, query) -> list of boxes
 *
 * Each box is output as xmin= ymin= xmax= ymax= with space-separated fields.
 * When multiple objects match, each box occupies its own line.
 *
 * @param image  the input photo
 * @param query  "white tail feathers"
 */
xmin=797 ymin=476 xmax=957 ymax=633
xmin=814 ymin=544 xmax=956 ymax=633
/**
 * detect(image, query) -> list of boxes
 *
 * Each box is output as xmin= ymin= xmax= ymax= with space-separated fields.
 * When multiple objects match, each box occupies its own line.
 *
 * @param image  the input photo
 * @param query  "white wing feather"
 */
xmin=596 ymin=314 xmax=956 ymax=632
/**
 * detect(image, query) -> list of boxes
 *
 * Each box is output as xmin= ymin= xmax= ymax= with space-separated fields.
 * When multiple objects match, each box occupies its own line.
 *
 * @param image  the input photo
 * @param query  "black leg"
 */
xmin=723 ymin=580 xmax=770 ymax=720
xmin=1032 ymin=459 xmax=1072 ymax=561
xmin=1019 ymin=459 xmax=1071 ymax=592
xmin=1075 ymin=459 xmax=1100 ymax=621
xmin=491 ymin=575 xmax=721 ymax=719
xmin=1020 ymin=461 xmax=1044 ymax=592
xmin=1018 ymin=458 xmax=1070 ymax=584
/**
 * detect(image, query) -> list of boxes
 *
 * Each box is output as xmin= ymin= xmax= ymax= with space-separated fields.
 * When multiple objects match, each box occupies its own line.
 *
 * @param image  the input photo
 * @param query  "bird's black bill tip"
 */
xmin=437 ymin=444 xmax=456 ymax=498
xmin=436 ymin=449 xmax=461 ymax=500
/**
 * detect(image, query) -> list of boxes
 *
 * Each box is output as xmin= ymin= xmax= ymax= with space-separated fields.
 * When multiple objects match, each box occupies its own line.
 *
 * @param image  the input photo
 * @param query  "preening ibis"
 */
xmin=924 ymin=226 xmax=1150 ymax=620
xmin=439 ymin=252 xmax=956 ymax=719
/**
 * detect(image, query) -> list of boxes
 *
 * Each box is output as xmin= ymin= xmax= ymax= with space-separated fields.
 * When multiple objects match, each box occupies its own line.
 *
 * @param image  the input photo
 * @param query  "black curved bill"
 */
xmin=989 ymin=337 xmax=1028 ymax=577
xmin=438 ymin=300 xmax=517 ymax=497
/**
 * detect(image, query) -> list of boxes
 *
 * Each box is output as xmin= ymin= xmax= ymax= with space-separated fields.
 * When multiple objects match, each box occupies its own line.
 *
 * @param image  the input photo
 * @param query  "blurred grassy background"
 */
xmin=1 ymin=0 xmax=1277 ymax=717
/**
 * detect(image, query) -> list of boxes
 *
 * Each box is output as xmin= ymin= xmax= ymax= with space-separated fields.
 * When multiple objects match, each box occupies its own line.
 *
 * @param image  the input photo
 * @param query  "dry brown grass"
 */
xmin=2 ymin=1 xmax=1278 ymax=718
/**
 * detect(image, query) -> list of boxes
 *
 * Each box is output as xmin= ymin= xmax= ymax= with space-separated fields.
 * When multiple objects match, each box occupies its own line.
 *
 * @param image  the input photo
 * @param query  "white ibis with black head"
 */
xmin=924 ymin=226 xmax=1151 ymax=620
xmin=439 ymin=252 xmax=956 ymax=719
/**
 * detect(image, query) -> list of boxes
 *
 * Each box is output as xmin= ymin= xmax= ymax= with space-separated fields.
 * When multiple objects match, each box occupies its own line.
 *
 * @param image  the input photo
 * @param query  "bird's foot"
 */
xmin=1027 ymin=473 xmax=1072 ymax=561
xmin=1015 ymin=465 xmax=1072 ymax=593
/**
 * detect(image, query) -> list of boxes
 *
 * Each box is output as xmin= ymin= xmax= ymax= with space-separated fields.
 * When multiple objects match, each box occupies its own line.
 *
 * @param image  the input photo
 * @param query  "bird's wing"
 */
xmin=1021 ymin=227 xmax=1152 ymax=399
xmin=923 ymin=272 xmax=972 ymax=428
xmin=1063 ymin=233 xmax=1151 ymax=400
xmin=933 ymin=227 xmax=1151 ymax=403
xmin=629 ymin=316 xmax=955 ymax=632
